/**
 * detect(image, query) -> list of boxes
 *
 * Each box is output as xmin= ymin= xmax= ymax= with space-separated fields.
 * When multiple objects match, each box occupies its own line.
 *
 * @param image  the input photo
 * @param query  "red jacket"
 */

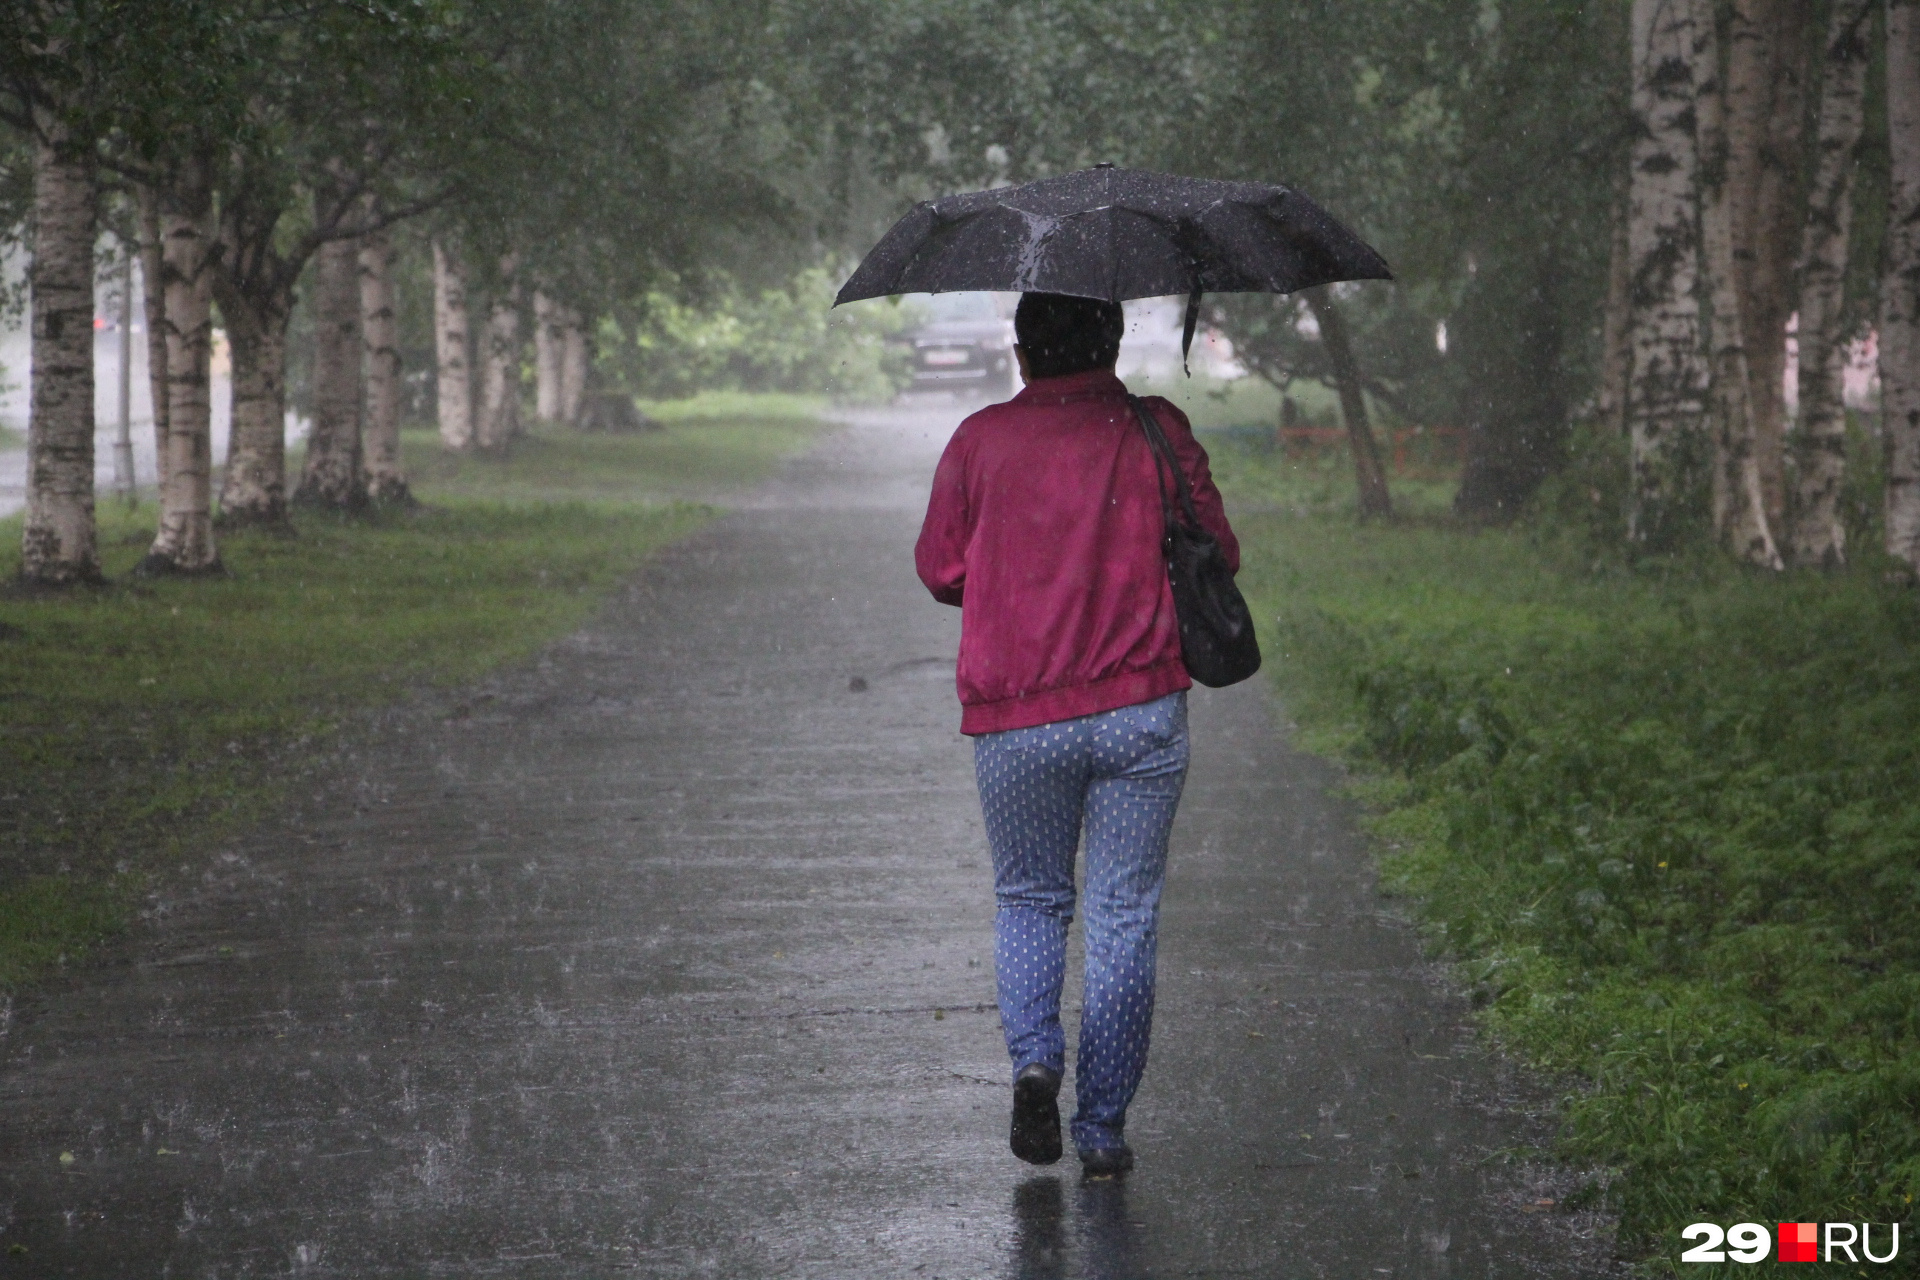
xmin=915 ymin=367 xmax=1240 ymax=735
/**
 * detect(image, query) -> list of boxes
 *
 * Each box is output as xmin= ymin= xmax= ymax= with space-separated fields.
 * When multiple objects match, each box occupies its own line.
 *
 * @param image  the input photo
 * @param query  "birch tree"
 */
xmin=1884 ymin=0 xmax=1920 ymax=572
xmin=359 ymin=223 xmax=408 ymax=503
xmin=140 ymin=161 xmax=221 ymax=575
xmin=534 ymin=289 xmax=562 ymax=422
xmin=1626 ymin=0 xmax=1711 ymax=548
xmin=20 ymin=114 xmax=100 ymax=585
xmin=476 ymin=253 xmax=522 ymax=452
xmin=532 ymin=294 xmax=588 ymax=426
xmin=1724 ymin=0 xmax=1812 ymax=531
xmin=192 ymin=0 xmax=481 ymax=518
xmin=1696 ymin=0 xmax=1782 ymax=568
xmin=1791 ymin=0 xmax=1874 ymax=567
xmin=213 ymin=189 xmax=297 ymax=525
xmin=559 ymin=306 xmax=589 ymax=425
xmin=433 ymin=238 xmax=474 ymax=449
xmin=293 ymin=235 xmax=364 ymax=508
xmin=136 ymin=188 xmax=170 ymax=497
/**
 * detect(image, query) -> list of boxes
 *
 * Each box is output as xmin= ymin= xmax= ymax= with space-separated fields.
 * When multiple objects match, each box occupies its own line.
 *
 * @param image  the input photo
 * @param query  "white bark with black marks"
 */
xmin=215 ymin=279 xmax=292 ymax=526
xmin=143 ymin=166 xmax=221 ymax=575
xmin=1626 ymin=0 xmax=1711 ymax=547
xmin=1884 ymin=0 xmax=1920 ymax=570
xmin=1697 ymin=0 xmax=1782 ymax=568
xmin=21 ymin=118 xmax=100 ymax=585
xmin=1791 ymin=0 xmax=1873 ymax=567
xmin=294 ymin=236 xmax=365 ymax=508
xmin=360 ymin=226 xmax=408 ymax=504
xmin=433 ymin=239 xmax=473 ymax=450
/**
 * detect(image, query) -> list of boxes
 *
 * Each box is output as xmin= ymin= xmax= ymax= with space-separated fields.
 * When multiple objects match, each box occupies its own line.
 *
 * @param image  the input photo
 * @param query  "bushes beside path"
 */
xmin=1206 ymin=433 xmax=1919 ymax=1268
xmin=0 ymin=398 xmax=831 ymax=990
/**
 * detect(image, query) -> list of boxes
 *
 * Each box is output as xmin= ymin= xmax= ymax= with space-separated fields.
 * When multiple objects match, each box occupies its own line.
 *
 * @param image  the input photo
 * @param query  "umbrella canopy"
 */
xmin=833 ymin=164 xmax=1391 ymax=368
xmin=835 ymin=164 xmax=1392 ymax=303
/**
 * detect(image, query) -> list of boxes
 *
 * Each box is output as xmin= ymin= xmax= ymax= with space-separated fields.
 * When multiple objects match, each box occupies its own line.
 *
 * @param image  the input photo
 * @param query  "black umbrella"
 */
xmin=834 ymin=164 xmax=1392 ymax=368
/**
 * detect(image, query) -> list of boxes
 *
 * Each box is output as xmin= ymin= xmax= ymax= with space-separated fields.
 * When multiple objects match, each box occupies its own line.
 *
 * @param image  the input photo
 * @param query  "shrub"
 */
xmin=603 ymin=264 xmax=914 ymax=402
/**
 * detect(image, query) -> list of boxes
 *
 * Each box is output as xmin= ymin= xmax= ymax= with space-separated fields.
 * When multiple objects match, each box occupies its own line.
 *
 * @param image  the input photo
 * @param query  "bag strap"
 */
xmin=1128 ymin=395 xmax=1204 ymax=533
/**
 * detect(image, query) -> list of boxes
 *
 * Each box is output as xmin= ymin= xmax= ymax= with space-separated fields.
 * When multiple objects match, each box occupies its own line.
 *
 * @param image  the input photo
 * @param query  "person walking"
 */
xmin=914 ymin=292 xmax=1241 ymax=1177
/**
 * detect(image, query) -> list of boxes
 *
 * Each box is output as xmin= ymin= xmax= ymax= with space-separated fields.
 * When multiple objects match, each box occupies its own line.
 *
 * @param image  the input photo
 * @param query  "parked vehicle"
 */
xmin=896 ymin=292 xmax=1018 ymax=399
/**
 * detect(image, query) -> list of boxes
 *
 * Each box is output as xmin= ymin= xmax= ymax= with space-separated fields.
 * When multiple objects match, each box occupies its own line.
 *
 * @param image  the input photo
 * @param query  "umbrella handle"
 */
xmin=1181 ymin=289 xmax=1202 ymax=377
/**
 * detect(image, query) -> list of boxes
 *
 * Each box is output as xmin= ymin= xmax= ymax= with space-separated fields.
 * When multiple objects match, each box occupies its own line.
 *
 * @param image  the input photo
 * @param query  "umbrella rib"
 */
xmin=1015 ymin=210 xmax=1064 ymax=292
xmin=1107 ymin=164 xmax=1117 ymax=302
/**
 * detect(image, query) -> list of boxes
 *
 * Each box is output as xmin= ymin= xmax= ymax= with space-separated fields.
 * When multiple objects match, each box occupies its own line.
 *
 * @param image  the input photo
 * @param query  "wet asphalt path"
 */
xmin=0 ymin=402 xmax=1616 ymax=1277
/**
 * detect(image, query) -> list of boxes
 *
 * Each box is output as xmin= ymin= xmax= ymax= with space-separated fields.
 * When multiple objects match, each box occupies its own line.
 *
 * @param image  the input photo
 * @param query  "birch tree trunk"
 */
xmin=1726 ymin=0 xmax=1812 ymax=530
xmin=293 ymin=236 xmax=365 ymax=508
xmin=137 ymin=186 xmax=170 ymax=498
xmin=559 ymin=307 xmax=589 ymax=426
xmin=141 ymin=164 xmax=221 ymax=575
xmin=1626 ymin=0 xmax=1711 ymax=548
xmin=534 ymin=289 xmax=562 ymax=422
xmin=1597 ymin=177 xmax=1635 ymax=438
xmin=215 ymin=285 xmax=292 ymax=526
xmin=21 ymin=119 xmax=100 ymax=585
xmin=359 ymin=226 xmax=409 ymax=504
xmin=477 ymin=253 xmax=523 ymax=452
xmin=432 ymin=239 xmax=474 ymax=450
xmin=1303 ymin=288 xmax=1391 ymax=520
xmin=1883 ymin=0 xmax=1920 ymax=571
xmin=1791 ymin=0 xmax=1874 ymax=567
xmin=1696 ymin=0 xmax=1783 ymax=568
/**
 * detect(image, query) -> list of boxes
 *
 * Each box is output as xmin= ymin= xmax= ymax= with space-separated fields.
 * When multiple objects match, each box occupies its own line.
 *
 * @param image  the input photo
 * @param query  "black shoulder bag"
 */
xmin=1128 ymin=395 xmax=1261 ymax=688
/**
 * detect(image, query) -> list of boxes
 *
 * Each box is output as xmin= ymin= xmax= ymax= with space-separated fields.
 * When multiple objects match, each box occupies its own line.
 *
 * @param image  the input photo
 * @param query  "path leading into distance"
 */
xmin=0 ymin=401 xmax=1619 ymax=1278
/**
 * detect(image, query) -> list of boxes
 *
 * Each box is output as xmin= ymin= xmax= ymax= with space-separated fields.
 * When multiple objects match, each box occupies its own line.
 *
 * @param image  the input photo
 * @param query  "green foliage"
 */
xmin=1532 ymin=416 xmax=1889 ymax=575
xmin=445 ymin=0 xmax=798 ymax=313
xmin=0 ymin=401 xmax=827 ymax=990
xmin=1527 ymin=421 xmax=1635 ymax=558
xmin=1209 ymin=431 xmax=1920 ymax=1264
xmin=603 ymin=266 xmax=913 ymax=402
xmin=1356 ymin=662 xmax=1513 ymax=775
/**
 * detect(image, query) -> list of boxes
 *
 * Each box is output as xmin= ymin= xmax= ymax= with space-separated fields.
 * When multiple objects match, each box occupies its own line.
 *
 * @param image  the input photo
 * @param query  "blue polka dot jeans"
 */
xmin=973 ymin=690 xmax=1189 ymax=1153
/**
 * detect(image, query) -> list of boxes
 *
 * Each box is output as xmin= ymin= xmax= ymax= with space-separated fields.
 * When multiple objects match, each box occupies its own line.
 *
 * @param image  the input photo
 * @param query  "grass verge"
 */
xmin=0 ymin=400 xmax=833 ymax=989
xmin=1204 ymin=430 xmax=1920 ymax=1273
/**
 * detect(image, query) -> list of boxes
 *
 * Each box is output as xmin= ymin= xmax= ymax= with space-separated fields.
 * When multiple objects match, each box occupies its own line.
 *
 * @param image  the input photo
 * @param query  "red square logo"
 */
xmin=1778 ymin=1222 xmax=1819 ymax=1262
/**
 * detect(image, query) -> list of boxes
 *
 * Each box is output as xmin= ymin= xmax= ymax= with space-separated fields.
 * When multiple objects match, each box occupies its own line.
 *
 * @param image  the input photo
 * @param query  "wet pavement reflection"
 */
xmin=1007 ymin=1175 xmax=1144 ymax=1280
xmin=0 ymin=398 xmax=1620 ymax=1276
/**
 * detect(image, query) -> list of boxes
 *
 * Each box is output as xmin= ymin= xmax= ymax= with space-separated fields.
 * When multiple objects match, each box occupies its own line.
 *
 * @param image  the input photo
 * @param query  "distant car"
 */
xmin=897 ymin=292 xmax=1018 ymax=399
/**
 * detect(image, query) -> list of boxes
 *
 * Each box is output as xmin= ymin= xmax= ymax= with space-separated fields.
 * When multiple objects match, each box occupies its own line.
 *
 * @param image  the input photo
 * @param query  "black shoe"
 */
xmin=1009 ymin=1064 xmax=1062 ymax=1165
xmin=1078 ymin=1145 xmax=1134 ymax=1178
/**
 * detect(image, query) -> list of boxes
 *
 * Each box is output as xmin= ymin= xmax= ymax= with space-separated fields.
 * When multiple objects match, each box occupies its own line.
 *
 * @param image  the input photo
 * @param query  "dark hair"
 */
xmin=1014 ymin=293 xmax=1124 ymax=379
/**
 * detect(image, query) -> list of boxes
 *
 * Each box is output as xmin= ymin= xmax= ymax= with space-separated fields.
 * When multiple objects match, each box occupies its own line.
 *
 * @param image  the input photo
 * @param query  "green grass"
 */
xmin=0 ymin=398 xmax=833 ymax=989
xmin=1207 ymin=433 xmax=1920 ymax=1273
xmin=399 ymin=395 xmax=829 ymax=503
xmin=637 ymin=389 xmax=827 ymax=422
